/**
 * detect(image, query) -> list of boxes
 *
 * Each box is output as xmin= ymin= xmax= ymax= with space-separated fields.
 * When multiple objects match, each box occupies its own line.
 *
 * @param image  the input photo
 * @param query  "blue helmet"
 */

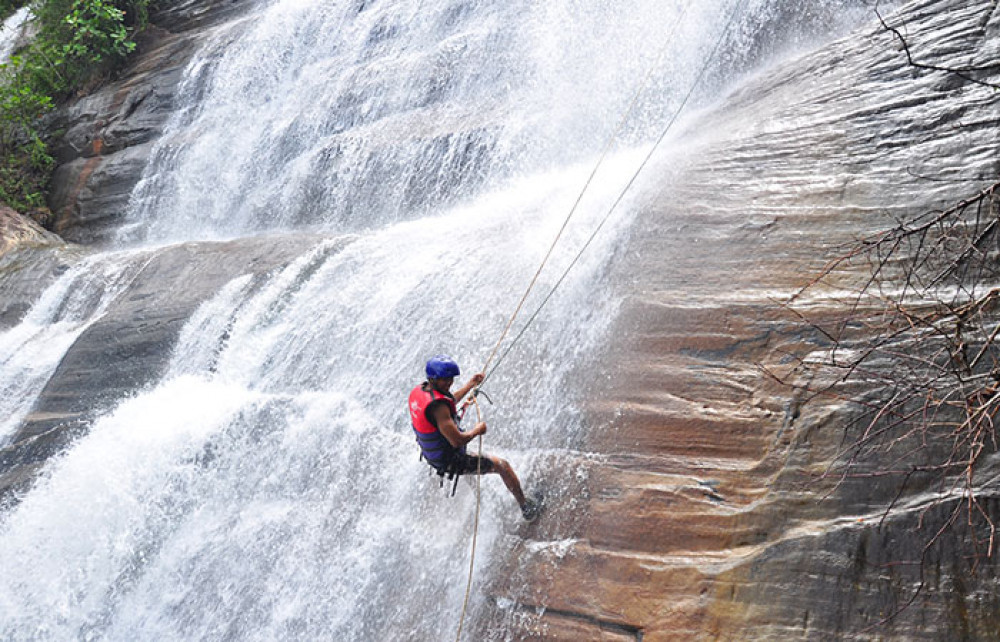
xmin=426 ymin=355 xmax=460 ymax=379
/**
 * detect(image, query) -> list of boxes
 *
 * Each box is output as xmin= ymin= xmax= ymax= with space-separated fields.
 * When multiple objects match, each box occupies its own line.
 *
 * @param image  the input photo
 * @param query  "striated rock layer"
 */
xmin=485 ymin=0 xmax=1000 ymax=639
xmin=2 ymin=0 xmax=996 ymax=639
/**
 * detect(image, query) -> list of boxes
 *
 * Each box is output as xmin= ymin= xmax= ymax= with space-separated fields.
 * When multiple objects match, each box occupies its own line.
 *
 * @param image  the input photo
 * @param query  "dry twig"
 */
xmin=786 ymin=181 xmax=1000 ymax=627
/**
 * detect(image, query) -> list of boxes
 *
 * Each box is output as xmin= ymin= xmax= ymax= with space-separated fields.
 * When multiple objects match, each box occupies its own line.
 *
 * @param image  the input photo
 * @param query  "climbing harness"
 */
xmin=451 ymin=2 xmax=746 ymax=639
xmin=420 ymin=448 xmax=465 ymax=496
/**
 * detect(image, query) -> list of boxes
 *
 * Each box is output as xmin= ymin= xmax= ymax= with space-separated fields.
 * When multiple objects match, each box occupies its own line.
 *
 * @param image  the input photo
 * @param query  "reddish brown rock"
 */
xmin=482 ymin=1 xmax=1000 ymax=639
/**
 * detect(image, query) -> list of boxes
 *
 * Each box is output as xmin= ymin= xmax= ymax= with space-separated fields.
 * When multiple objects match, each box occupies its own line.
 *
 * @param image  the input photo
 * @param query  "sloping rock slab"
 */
xmin=0 ymin=205 xmax=61 ymax=255
xmin=0 ymin=208 xmax=71 ymax=327
xmin=0 ymin=232 xmax=347 ymax=499
xmin=0 ymin=245 xmax=80 ymax=329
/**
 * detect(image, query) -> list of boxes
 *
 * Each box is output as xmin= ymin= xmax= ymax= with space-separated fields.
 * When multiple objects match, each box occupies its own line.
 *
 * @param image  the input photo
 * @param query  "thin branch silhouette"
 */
xmin=784 ymin=181 xmax=1000 ymax=629
xmin=875 ymin=5 xmax=1000 ymax=90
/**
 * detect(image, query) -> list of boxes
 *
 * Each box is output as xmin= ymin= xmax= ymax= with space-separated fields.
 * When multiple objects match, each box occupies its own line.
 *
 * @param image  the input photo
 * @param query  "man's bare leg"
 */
xmin=489 ymin=455 xmax=526 ymax=506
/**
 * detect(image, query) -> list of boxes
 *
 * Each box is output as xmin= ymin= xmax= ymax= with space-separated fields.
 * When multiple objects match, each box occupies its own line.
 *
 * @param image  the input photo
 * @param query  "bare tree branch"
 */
xmin=876 ymin=6 xmax=1000 ymax=90
xmin=784 ymin=180 xmax=1000 ymax=630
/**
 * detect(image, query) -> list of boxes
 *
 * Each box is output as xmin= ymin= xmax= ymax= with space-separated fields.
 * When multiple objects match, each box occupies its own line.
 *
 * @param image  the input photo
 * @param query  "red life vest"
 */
xmin=408 ymin=383 xmax=463 ymax=468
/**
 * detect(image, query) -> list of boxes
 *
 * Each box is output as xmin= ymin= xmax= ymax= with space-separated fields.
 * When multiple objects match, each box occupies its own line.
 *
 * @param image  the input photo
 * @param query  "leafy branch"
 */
xmin=0 ymin=0 xmax=150 ymax=213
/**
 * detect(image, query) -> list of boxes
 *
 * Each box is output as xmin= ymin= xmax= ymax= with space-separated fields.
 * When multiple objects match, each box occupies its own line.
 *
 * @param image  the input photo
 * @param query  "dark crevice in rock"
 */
xmin=512 ymin=601 xmax=645 ymax=641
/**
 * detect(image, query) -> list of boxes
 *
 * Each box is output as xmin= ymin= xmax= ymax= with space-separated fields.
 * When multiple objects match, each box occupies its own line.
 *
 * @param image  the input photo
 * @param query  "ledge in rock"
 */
xmin=0 ymin=206 xmax=61 ymax=256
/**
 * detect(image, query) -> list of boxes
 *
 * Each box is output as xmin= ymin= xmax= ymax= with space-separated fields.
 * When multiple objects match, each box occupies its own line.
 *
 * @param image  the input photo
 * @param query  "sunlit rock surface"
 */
xmin=484 ymin=1 xmax=1000 ymax=639
xmin=0 ymin=0 xmax=997 ymax=639
xmin=0 ymin=205 xmax=60 ymax=255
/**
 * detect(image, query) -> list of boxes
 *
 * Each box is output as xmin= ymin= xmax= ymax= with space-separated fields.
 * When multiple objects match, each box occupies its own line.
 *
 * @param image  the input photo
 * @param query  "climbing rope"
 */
xmin=476 ymin=0 xmax=695 ymax=382
xmin=452 ymin=2 xmax=744 ymax=640
xmin=482 ymin=0 xmax=745 ymax=385
xmin=453 ymin=394 xmax=484 ymax=642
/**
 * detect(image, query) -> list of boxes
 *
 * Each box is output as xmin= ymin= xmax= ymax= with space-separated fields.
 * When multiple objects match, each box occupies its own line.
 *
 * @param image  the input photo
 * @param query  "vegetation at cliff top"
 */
xmin=0 ymin=0 xmax=152 ymax=216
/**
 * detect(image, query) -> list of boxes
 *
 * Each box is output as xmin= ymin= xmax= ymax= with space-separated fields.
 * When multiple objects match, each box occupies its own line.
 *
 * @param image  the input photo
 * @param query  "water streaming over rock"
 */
xmin=117 ymin=0 xmax=874 ymax=244
xmin=0 ymin=6 xmax=29 ymax=64
xmin=0 ymin=252 xmax=148 ymax=443
xmin=0 ymin=0 xmax=897 ymax=638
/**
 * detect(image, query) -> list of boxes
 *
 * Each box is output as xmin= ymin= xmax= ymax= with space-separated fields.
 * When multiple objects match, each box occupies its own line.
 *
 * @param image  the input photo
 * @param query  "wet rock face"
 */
xmin=45 ymin=0 xmax=251 ymax=245
xmin=0 ymin=208 xmax=68 ymax=326
xmin=0 ymin=205 xmax=60 ymax=255
xmin=487 ymin=0 xmax=1000 ymax=640
xmin=0 ymin=248 xmax=73 ymax=328
xmin=0 ymin=233 xmax=337 ymax=500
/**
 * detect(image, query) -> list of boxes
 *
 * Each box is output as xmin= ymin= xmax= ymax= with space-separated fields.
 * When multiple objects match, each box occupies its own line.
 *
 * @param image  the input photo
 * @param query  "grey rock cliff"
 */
xmin=45 ymin=0 xmax=251 ymax=245
xmin=0 ymin=232 xmax=344 ymax=500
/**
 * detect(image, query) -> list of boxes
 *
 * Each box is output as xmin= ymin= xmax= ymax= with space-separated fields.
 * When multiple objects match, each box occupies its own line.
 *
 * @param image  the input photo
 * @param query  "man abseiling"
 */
xmin=408 ymin=355 xmax=541 ymax=521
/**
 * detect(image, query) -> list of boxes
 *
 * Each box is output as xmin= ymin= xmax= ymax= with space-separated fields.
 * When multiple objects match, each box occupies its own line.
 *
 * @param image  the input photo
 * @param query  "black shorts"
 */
xmin=441 ymin=453 xmax=496 ymax=476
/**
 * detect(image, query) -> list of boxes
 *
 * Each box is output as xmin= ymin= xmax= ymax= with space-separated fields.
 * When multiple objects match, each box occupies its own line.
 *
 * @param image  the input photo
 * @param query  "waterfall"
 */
xmin=0 ymin=6 xmax=29 ymax=64
xmin=117 ymin=0 xmax=694 ymax=243
xmin=0 ymin=0 xmax=893 ymax=639
xmin=117 ymin=0 xmax=876 ymax=245
xmin=0 ymin=252 xmax=149 ymax=443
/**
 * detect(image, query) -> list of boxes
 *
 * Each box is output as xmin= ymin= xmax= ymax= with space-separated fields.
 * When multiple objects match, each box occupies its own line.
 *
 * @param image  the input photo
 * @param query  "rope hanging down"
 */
xmin=476 ymin=0 xmax=695 ymax=381
xmin=482 ymin=1 xmax=744 ymax=386
xmin=453 ymin=394 xmax=485 ymax=642
xmin=452 ymin=3 xmax=744 ymax=641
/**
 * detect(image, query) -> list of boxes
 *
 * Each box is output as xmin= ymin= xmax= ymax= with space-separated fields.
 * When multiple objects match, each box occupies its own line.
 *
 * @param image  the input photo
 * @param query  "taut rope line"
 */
xmin=452 ymin=2 xmax=743 ymax=641
xmin=476 ymin=0 xmax=695 ymax=381
xmin=483 ymin=0 xmax=745 ymax=384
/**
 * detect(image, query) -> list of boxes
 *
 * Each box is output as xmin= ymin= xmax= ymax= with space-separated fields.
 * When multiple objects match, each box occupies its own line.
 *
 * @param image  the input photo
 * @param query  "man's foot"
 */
xmin=521 ymin=490 xmax=544 ymax=522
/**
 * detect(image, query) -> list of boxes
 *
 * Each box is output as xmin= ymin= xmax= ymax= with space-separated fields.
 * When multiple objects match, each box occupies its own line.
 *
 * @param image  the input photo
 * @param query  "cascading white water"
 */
xmin=118 ymin=0 xmax=706 ymax=244
xmin=0 ymin=0 xmax=892 ymax=638
xmin=0 ymin=160 xmax=636 ymax=639
xmin=0 ymin=6 xmax=29 ymax=64
xmin=0 ymin=252 xmax=149 ymax=443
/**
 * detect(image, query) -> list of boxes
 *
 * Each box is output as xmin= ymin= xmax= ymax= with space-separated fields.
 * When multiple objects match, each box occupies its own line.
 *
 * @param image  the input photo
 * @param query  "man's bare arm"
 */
xmin=432 ymin=403 xmax=486 ymax=448
xmin=454 ymin=372 xmax=485 ymax=404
